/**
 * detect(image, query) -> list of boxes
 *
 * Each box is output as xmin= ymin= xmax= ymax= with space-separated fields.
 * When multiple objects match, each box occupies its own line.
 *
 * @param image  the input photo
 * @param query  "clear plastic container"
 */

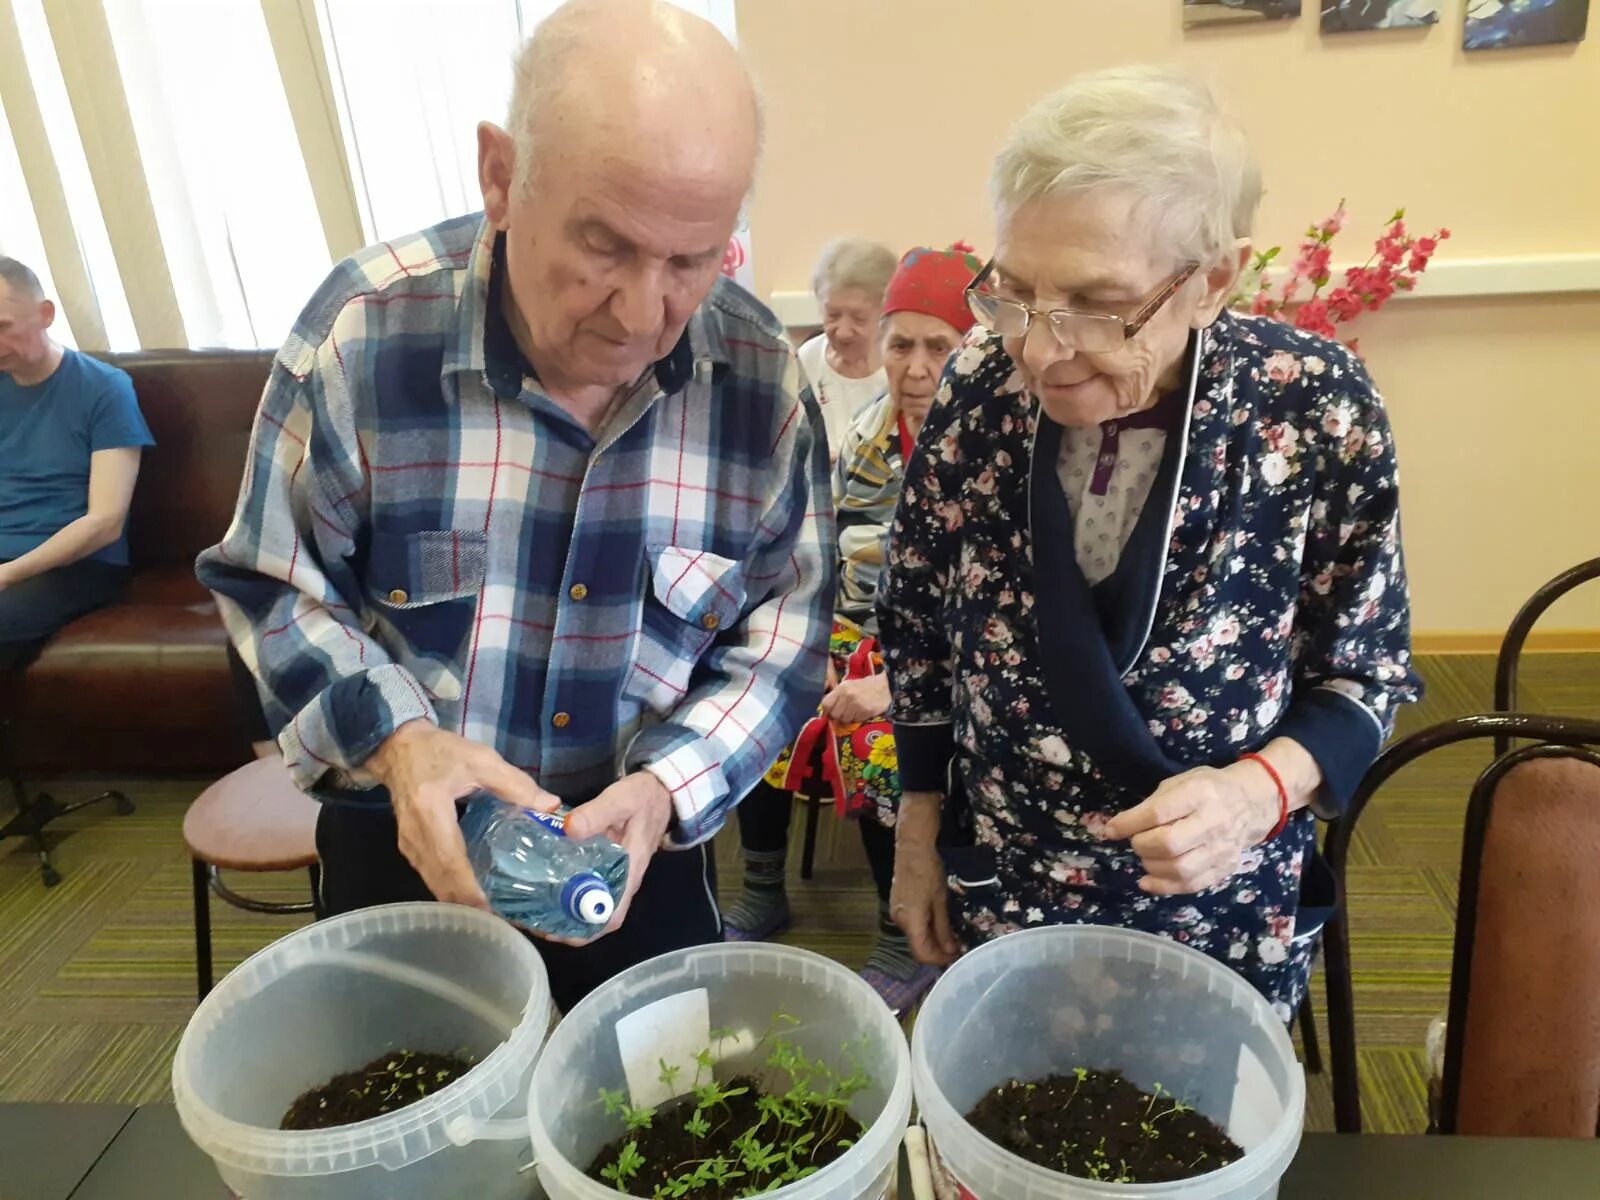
xmin=912 ymin=927 xmax=1304 ymax=1200
xmin=527 ymin=943 xmax=912 ymax=1200
xmin=173 ymin=902 xmax=551 ymax=1200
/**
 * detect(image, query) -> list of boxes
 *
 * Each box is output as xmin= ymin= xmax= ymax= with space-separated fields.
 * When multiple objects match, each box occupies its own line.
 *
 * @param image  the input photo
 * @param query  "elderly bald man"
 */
xmin=199 ymin=0 xmax=833 ymax=1010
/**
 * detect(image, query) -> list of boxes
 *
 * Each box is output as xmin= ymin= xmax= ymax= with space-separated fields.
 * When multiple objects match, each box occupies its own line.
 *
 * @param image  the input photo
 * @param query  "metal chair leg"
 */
xmin=1325 ymin=912 xmax=1362 ymax=1132
xmin=192 ymin=857 xmax=213 ymax=1003
xmin=799 ymin=793 xmax=820 ymax=882
xmin=1298 ymin=993 xmax=1324 ymax=1075
xmin=1 ymin=783 xmax=133 ymax=888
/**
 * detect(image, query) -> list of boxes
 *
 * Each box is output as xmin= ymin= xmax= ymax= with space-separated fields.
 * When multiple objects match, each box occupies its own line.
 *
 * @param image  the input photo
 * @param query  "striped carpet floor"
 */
xmin=1 ymin=651 xmax=1594 ymax=1133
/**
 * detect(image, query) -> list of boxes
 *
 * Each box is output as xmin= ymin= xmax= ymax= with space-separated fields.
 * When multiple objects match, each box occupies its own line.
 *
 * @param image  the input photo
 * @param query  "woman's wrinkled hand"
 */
xmin=818 ymin=673 xmax=892 ymax=725
xmin=1099 ymin=764 xmax=1280 ymax=896
xmin=890 ymin=790 xmax=959 ymax=964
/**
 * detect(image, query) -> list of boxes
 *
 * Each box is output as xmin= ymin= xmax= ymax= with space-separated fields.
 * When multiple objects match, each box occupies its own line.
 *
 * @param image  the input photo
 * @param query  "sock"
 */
xmin=863 ymin=900 xmax=924 ymax=981
xmin=722 ymin=848 xmax=789 ymax=933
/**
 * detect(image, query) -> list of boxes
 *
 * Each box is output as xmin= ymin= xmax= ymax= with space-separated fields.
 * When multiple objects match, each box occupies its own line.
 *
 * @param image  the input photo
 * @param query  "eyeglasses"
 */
xmin=965 ymin=258 xmax=1199 ymax=353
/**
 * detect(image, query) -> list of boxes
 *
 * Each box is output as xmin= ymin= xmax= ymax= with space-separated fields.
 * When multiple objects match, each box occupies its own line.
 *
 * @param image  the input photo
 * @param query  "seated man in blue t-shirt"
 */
xmin=0 ymin=258 xmax=154 ymax=672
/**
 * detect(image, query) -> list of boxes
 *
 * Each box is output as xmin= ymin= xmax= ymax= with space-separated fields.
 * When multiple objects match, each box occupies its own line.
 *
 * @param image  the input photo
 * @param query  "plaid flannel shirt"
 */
xmin=197 ymin=214 xmax=834 ymax=846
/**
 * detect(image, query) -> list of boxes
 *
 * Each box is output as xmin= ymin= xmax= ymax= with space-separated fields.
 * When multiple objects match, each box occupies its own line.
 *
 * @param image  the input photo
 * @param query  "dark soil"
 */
xmin=586 ymin=1075 xmax=865 ymax=1199
xmin=280 ymin=1049 xmax=475 ymax=1130
xmin=966 ymin=1068 xmax=1243 ymax=1183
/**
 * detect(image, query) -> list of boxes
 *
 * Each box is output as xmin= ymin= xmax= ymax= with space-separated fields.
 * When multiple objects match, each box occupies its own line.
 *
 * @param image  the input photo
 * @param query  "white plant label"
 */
xmin=616 ymin=988 xmax=712 ymax=1110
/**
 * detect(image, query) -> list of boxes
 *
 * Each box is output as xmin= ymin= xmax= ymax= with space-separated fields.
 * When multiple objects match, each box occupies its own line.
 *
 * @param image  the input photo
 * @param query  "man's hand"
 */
xmin=1100 ymin=764 xmax=1280 ymax=896
xmin=562 ymin=771 xmax=675 ymax=939
xmin=366 ymin=720 xmax=557 ymax=909
xmin=890 ymin=790 xmax=959 ymax=965
xmin=818 ymin=673 xmax=891 ymax=726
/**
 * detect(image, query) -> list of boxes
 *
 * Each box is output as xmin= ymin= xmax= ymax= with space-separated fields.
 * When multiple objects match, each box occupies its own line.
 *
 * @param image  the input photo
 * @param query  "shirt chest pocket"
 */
xmin=366 ymin=529 xmax=488 ymax=691
xmin=625 ymin=545 xmax=748 ymax=715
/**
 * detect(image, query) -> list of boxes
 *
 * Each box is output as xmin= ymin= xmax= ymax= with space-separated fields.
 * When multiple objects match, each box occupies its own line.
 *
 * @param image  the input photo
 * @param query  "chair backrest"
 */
xmin=1453 ymin=751 xmax=1600 ymax=1137
xmin=99 ymin=350 xmax=275 ymax=572
xmin=1322 ymin=714 xmax=1600 ymax=1134
xmin=1494 ymin=558 xmax=1600 ymax=751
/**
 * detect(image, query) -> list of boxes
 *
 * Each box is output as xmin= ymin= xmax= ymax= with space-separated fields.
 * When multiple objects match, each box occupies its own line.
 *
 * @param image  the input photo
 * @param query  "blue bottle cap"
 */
xmin=561 ymin=871 xmax=615 ymax=926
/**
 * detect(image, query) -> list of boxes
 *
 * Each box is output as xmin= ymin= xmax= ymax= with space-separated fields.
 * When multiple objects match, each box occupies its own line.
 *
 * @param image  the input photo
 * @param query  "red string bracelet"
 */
xmin=1240 ymin=752 xmax=1289 ymax=843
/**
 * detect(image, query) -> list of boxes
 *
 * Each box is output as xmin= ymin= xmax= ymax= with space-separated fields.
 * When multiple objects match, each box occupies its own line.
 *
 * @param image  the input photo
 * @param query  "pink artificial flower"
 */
xmin=1293 ymin=299 xmax=1336 ymax=339
xmin=1297 ymin=244 xmax=1333 ymax=284
xmin=1327 ymin=287 xmax=1363 ymax=322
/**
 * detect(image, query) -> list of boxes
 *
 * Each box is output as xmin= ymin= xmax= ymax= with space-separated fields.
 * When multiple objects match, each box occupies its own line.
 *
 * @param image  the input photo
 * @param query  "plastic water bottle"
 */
xmin=460 ymin=794 xmax=630 ymax=939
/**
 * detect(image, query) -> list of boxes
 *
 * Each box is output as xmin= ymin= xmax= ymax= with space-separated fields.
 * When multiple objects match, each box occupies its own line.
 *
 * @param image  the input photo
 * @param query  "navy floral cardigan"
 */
xmin=877 ymin=310 xmax=1422 ymax=1018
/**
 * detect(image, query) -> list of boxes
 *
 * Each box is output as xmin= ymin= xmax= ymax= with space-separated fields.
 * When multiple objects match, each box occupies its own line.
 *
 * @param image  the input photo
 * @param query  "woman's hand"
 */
xmin=1099 ymin=763 xmax=1282 ymax=896
xmin=818 ymin=672 xmax=892 ymax=725
xmin=890 ymin=791 xmax=960 ymax=965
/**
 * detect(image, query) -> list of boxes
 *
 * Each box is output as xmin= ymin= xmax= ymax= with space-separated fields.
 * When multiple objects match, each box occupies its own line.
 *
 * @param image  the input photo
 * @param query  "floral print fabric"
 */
xmin=878 ymin=311 xmax=1422 ymax=1019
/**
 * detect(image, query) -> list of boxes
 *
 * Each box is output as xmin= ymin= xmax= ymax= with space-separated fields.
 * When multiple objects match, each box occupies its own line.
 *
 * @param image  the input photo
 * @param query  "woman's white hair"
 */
xmin=990 ymin=65 xmax=1261 ymax=266
xmin=811 ymin=238 xmax=898 ymax=303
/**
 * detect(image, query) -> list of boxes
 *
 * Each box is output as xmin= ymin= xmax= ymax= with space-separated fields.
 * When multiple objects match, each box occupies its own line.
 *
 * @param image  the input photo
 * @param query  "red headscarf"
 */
xmin=880 ymin=242 xmax=985 ymax=336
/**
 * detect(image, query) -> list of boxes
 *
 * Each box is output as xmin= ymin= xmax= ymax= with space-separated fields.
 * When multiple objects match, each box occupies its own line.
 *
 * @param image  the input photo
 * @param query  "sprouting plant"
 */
xmin=598 ymin=1086 xmax=654 ymax=1132
xmin=691 ymin=1046 xmax=717 ymax=1087
xmin=1144 ymin=1081 xmax=1169 ymax=1119
xmin=692 ymin=1078 xmax=749 ymax=1114
xmin=600 ymin=1139 xmax=645 ymax=1190
xmin=595 ymin=1011 xmax=867 ymax=1197
xmin=1065 ymin=1064 xmax=1089 ymax=1108
xmin=730 ymin=1128 xmax=785 ymax=1175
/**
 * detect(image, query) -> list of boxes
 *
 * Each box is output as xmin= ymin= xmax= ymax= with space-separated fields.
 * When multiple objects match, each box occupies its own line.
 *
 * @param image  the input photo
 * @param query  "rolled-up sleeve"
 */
xmin=1279 ymin=367 xmax=1422 ymax=817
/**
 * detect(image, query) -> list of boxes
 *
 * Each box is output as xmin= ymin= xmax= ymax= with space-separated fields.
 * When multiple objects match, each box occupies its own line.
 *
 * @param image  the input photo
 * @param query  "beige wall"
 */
xmin=737 ymin=0 xmax=1600 ymax=637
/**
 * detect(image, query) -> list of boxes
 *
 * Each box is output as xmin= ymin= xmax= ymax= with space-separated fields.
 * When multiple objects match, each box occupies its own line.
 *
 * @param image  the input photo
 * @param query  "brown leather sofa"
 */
xmin=4 ymin=351 xmax=272 ymax=775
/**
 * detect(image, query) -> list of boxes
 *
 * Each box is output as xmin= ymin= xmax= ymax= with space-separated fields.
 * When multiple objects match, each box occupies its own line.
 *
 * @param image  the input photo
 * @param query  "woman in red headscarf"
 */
xmin=722 ymin=245 xmax=984 ymax=1015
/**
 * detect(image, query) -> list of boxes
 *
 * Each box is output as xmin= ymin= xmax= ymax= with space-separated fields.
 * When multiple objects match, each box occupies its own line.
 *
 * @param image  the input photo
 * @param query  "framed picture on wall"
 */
xmin=1184 ymin=0 xmax=1302 ymax=27
xmin=1322 ymin=1 xmax=1440 ymax=32
xmin=1464 ymin=0 xmax=1590 ymax=49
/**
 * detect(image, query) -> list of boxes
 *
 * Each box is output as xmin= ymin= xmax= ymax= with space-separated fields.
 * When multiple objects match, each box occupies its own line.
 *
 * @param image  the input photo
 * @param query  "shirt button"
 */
xmin=552 ymin=712 xmax=571 ymax=729
xmin=387 ymin=588 xmax=409 ymax=605
xmin=701 ymin=613 xmax=721 ymax=631
xmin=569 ymin=583 xmax=589 ymax=601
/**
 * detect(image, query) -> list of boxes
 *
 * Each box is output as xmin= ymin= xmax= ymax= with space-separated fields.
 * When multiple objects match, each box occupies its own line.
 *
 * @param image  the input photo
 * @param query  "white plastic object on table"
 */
xmin=173 ymin=902 xmax=552 ymax=1200
xmin=526 ymin=942 xmax=913 ymax=1200
xmin=911 ymin=925 xmax=1305 ymax=1200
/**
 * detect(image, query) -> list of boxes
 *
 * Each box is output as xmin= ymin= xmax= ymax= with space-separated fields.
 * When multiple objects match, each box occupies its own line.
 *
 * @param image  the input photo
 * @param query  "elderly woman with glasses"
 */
xmin=880 ymin=66 xmax=1422 ymax=1020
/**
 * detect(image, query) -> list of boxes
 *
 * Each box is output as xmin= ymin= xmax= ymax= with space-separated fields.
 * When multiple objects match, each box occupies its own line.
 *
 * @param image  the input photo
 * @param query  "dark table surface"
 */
xmin=0 ymin=1103 xmax=133 ymax=1200
xmin=5 ymin=1103 xmax=1600 ymax=1199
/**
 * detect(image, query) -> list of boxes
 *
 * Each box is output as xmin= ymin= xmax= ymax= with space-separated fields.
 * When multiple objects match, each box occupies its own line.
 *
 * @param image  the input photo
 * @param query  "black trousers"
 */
xmin=225 ymin=642 xmax=275 ymax=746
xmin=315 ymin=800 xmax=722 ymax=1013
xmin=736 ymin=779 xmax=897 ymax=903
xmin=0 ymin=558 xmax=128 ymax=673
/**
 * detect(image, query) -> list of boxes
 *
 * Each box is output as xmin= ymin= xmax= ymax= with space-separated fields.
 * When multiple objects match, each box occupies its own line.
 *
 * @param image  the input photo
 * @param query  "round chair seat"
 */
xmin=183 ymin=756 xmax=320 ymax=872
